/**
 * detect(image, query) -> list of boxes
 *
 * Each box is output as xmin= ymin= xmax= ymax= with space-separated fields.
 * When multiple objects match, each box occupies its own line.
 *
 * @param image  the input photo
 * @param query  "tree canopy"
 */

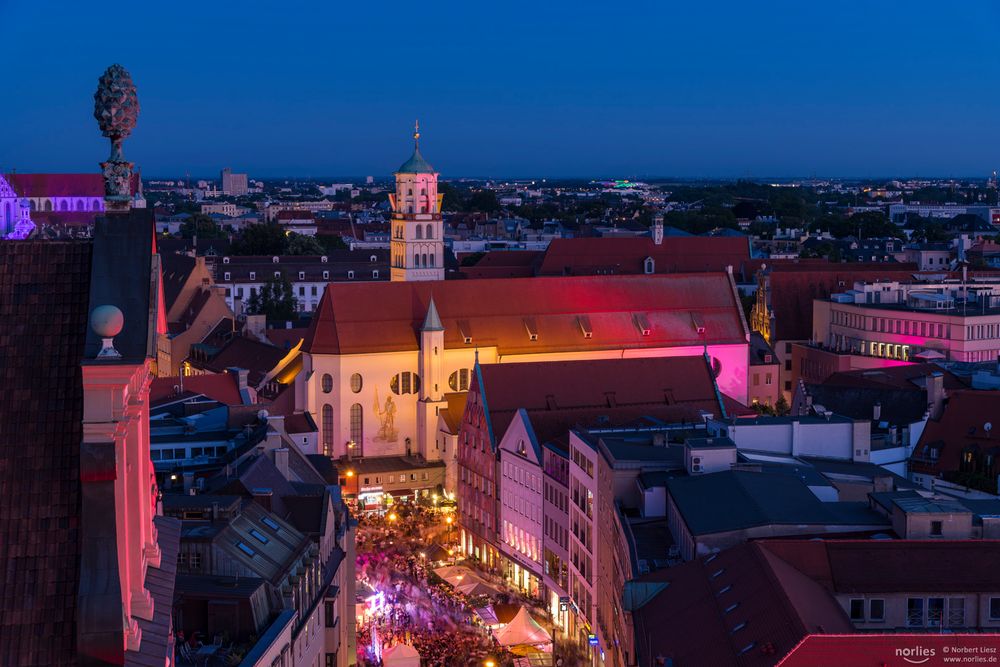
xmin=246 ymin=274 xmax=297 ymax=321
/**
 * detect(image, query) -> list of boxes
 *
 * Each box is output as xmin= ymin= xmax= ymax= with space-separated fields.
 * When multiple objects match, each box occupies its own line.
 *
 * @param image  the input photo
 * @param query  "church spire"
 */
xmin=422 ymin=296 xmax=444 ymax=331
xmin=414 ymin=119 xmax=420 ymax=148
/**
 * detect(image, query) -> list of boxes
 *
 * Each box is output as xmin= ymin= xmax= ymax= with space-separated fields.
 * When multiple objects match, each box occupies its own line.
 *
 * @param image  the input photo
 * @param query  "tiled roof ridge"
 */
xmin=752 ymin=543 xmax=823 ymax=636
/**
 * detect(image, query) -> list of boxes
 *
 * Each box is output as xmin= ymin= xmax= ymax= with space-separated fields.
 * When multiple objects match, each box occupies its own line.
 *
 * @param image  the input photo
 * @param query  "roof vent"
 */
xmin=524 ymin=318 xmax=538 ymax=341
xmin=691 ymin=312 xmax=706 ymax=335
xmin=634 ymin=313 xmax=651 ymax=336
xmin=458 ymin=319 xmax=473 ymax=344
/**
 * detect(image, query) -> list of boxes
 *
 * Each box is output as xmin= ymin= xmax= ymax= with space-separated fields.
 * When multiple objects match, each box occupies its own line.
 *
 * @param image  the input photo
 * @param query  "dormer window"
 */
xmin=321 ymin=256 xmax=328 ymax=263
xmin=223 ymin=256 xmax=230 ymax=264
xmin=644 ymin=257 xmax=655 ymax=274
xmin=298 ymin=271 xmax=305 ymax=280
xmin=348 ymin=270 xmax=355 ymax=279
xmin=249 ymin=271 xmax=256 ymax=280
xmin=323 ymin=270 xmax=329 ymax=280
xmin=223 ymin=271 xmax=231 ymax=281
xmin=272 ymin=256 xmax=279 ymax=263
xmin=274 ymin=271 xmax=281 ymax=279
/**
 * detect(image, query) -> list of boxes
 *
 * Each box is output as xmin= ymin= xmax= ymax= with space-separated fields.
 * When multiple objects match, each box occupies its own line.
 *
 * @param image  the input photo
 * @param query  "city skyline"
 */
xmin=3 ymin=1 xmax=1000 ymax=177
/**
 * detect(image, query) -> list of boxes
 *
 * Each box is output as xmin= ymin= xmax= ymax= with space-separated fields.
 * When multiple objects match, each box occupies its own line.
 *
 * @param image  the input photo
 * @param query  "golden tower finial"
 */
xmin=414 ymin=119 xmax=420 ymax=146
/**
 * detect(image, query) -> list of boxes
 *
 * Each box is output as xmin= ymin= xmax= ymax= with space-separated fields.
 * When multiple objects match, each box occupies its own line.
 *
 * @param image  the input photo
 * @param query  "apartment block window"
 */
xmin=869 ymin=599 xmax=885 ymax=622
xmin=249 ymin=271 xmax=256 ymax=280
xmin=907 ymin=598 xmax=924 ymax=626
xmin=224 ymin=271 xmax=231 ymax=281
xmin=312 ymin=286 xmax=318 ymax=295
xmin=928 ymin=598 xmax=945 ymax=627
xmin=949 ymin=598 xmax=966 ymax=627
xmin=990 ymin=598 xmax=1000 ymax=620
xmin=930 ymin=520 xmax=943 ymax=536
xmin=299 ymin=271 xmax=306 ymax=280
xmin=849 ymin=599 xmax=865 ymax=622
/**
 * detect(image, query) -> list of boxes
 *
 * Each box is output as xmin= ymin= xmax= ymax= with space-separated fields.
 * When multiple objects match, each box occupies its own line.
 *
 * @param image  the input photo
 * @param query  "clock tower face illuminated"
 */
xmin=389 ymin=122 xmax=444 ymax=282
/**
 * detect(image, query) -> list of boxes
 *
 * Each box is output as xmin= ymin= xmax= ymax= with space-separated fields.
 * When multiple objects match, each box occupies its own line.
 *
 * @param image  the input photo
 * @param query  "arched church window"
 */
xmin=76 ymin=200 xmax=84 ymax=211
xmin=430 ymin=253 xmax=435 ymax=267
xmin=421 ymin=253 xmax=427 ymax=267
xmin=92 ymin=199 xmax=101 ymax=211
xmin=416 ymin=225 xmax=423 ymax=240
xmin=449 ymin=369 xmax=471 ymax=391
xmin=44 ymin=200 xmax=52 ymax=212
xmin=59 ymin=200 xmax=68 ymax=211
xmin=350 ymin=373 xmax=363 ymax=393
xmin=321 ymin=373 xmax=333 ymax=394
xmin=413 ymin=251 xmax=419 ymax=266
xmin=425 ymin=224 xmax=433 ymax=239
xmin=3 ymin=202 xmax=9 ymax=222
xmin=350 ymin=404 xmax=363 ymax=447
xmin=30 ymin=200 xmax=36 ymax=211
xmin=390 ymin=372 xmax=420 ymax=395
xmin=322 ymin=404 xmax=334 ymax=455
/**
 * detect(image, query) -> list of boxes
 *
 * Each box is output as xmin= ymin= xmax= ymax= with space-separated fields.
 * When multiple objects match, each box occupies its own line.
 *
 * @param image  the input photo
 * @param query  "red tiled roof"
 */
xmin=764 ymin=262 xmax=919 ymax=341
xmin=6 ymin=172 xmax=138 ymax=198
xmin=266 ymin=327 xmax=308 ymax=350
xmin=304 ymin=273 xmax=748 ymax=356
xmin=821 ymin=363 xmax=964 ymax=392
xmin=196 ymin=336 xmax=287 ymax=387
xmin=477 ymin=356 xmax=730 ymax=442
xmin=759 ymin=539 xmax=1000 ymax=593
xmin=537 ymin=236 xmax=751 ymax=277
xmin=912 ymin=389 xmax=1000 ymax=476
xmin=150 ymin=373 xmax=242 ymax=406
xmin=459 ymin=250 xmax=544 ymax=280
xmin=632 ymin=541 xmax=851 ymax=667
xmin=0 ymin=240 xmax=93 ymax=666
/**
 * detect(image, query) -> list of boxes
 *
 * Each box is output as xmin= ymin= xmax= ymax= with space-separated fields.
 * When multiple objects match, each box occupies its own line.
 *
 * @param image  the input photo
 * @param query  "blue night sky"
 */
xmin=2 ymin=1 xmax=1000 ymax=178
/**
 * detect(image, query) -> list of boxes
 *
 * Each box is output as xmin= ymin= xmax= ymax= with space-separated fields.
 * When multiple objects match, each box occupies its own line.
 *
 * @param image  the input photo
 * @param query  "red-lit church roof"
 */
xmin=303 ymin=273 xmax=748 ymax=356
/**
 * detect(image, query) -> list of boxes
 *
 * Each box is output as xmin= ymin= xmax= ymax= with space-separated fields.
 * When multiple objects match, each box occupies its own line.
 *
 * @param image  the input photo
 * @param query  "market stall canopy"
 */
xmin=382 ymin=643 xmax=421 ymax=667
xmin=493 ymin=607 xmax=552 ymax=647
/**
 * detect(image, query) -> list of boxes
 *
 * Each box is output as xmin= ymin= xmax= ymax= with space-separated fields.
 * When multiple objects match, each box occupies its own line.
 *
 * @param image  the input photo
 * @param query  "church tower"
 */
xmin=390 ymin=122 xmax=445 ymax=281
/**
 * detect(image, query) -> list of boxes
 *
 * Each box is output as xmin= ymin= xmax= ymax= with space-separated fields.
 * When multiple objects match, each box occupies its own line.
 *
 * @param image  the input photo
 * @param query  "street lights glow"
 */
xmin=388 ymin=512 xmax=397 ymax=522
xmin=446 ymin=516 xmax=453 ymax=525
xmin=485 ymin=660 xmax=496 ymax=667
xmin=346 ymin=470 xmax=354 ymax=478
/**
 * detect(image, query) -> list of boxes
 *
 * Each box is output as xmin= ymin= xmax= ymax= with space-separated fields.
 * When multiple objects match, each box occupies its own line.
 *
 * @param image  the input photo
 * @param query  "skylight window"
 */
xmin=261 ymin=516 xmax=281 ymax=531
xmin=236 ymin=542 xmax=256 ymax=557
xmin=725 ymin=603 xmax=739 ymax=613
xmin=250 ymin=528 xmax=270 ymax=544
xmin=718 ymin=585 xmax=732 ymax=596
xmin=731 ymin=621 xmax=747 ymax=634
xmin=711 ymin=568 xmax=725 ymax=579
xmin=739 ymin=642 xmax=755 ymax=655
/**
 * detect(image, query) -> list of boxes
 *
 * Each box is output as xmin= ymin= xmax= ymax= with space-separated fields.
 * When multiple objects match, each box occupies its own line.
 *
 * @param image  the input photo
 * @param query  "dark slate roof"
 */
xmin=160 ymin=252 xmax=197 ymax=314
xmin=803 ymin=383 xmax=929 ymax=425
xmin=0 ymin=240 xmax=93 ymax=666
xmin=83 ymin=209 xmax=158 ymax=363
xmin=665 ymin=470 xmax=888 ymax=536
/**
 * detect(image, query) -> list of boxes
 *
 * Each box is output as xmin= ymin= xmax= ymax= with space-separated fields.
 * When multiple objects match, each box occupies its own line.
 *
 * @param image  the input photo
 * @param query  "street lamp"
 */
xmin=484 ymin=659 xmax=496 ymax=667
xmin=388 ymin=512 xmax=397 ymax=522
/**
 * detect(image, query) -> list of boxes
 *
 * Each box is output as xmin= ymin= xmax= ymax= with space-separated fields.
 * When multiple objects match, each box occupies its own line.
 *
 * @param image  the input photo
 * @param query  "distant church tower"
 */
xmin=390 ymin=122 xmax=445 ymax=281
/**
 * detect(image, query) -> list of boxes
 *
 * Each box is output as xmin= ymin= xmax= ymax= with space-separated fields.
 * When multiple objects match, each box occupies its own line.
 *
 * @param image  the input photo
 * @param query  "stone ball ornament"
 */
xmin=90 ymin=304 xmax=125 ymax=338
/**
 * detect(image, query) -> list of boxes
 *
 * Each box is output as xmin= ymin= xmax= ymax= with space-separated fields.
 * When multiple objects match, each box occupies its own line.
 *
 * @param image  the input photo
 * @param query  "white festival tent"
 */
xmin=382 ymin=643 xmax=421 ymax=667
xmin=492 ymin=606 xmax=552 ymax=647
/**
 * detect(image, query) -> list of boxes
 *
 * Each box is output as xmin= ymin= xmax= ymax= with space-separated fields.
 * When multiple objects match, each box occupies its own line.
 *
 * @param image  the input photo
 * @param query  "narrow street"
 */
xmin=355 ymin=505 xmax=520 ymax=666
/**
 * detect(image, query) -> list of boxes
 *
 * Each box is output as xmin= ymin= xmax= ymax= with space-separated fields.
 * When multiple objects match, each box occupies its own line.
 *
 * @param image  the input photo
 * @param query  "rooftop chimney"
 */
xmin=873 ymin=402 xmax=881 ymax=422
xmin=927 ymin=371 xmax=945 ymax=420
xmin=273 ymin=448 xmax=290 ymax=480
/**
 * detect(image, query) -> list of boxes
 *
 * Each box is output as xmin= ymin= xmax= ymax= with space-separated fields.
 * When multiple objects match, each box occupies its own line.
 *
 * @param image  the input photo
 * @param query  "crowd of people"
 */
xmin=355 ymin=504 xmax=515 ymax=666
